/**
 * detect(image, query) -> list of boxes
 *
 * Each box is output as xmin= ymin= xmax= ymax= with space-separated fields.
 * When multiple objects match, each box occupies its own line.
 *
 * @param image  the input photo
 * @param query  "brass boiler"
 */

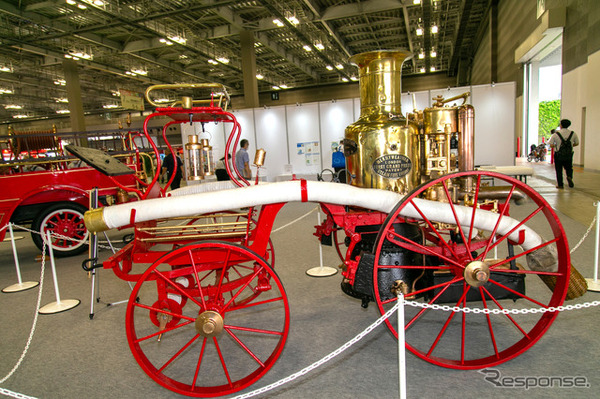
xmin=421 ymin=92 xmax=475 ymax=180
xmin=419 ymin=92 xmax=475 ymax=200
xmin=344 ymin=50 xmax=419 ymax=194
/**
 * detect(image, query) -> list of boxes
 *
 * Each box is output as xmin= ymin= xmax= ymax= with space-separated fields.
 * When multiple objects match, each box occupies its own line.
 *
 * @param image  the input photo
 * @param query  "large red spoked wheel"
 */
xmin=126 ymin=241 xmax=289 ymax=397
xmin=31 ymin=202 xmax=89 ymax=257
xmin=373 ymin=171 xmax=570 ymax=369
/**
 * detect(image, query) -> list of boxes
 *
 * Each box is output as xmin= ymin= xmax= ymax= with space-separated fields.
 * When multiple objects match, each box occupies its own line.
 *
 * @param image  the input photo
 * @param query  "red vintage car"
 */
xmin=0 ymin=126 xmax=150 ymax=256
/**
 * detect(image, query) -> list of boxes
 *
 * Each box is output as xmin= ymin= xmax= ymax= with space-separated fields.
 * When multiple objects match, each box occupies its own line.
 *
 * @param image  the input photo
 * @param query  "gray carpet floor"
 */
xmin=1 ymin=173 xmax=599 ymax=399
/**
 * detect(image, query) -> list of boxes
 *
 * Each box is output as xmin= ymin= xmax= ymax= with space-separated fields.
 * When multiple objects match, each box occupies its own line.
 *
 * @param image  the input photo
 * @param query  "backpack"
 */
xmin=555 ymin=131 xmax=574 ymax=162
xmin=332 ymin=150 xmax=345 ymax=168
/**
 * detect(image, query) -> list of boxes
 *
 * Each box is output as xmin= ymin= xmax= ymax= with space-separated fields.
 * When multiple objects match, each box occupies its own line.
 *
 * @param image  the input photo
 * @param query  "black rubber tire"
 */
xmin=31 ymin=202 xmax=89 ymax=257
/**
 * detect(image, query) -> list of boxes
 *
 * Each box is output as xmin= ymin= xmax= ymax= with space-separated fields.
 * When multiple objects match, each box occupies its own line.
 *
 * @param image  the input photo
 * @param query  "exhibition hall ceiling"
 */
xmin=0 ymin=0 xmax=490 ymax=123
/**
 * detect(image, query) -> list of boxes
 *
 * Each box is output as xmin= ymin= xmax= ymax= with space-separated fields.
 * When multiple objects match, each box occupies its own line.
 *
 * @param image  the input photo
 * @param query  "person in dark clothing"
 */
xmin=161 ymin=149 xmax=183 ymax=190
xmin=548 ymin=119 xmax=579 ymax=189
xmin=215 ymin=154 xmax=232 ymax=181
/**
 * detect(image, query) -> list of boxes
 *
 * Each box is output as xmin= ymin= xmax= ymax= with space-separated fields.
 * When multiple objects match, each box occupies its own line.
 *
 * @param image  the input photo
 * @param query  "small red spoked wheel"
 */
xmin=31 ymin=202 xmax=89 ymax=257
xmin=126 ymin=241 xmax=289 ymax=397
xmin=373 ymin=171 xmax=570 ymax=369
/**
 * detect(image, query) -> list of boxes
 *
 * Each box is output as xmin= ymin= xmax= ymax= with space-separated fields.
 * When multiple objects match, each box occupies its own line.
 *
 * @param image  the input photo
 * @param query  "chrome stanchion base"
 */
xmin=2 ymin=281 xmax=39 ymax=293
xmin=39 ymin=299 xmax=81 ymax=314
xmin=305 ymin=266 xmax=338 ymax=277
xmin=585 ymin=278 xmax=600 ymax=292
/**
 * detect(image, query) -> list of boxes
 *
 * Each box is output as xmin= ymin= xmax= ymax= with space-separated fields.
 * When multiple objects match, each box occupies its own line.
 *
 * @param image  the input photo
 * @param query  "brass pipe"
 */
xmin=139 ymin=231 xmax=247 ymax=243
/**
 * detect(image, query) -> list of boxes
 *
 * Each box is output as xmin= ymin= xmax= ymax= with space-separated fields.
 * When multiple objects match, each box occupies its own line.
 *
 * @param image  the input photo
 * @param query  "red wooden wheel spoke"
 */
xmin=441 ymin=180 xmax=472 ymax=260
xmin=479 ymin=287 xmax=499 ymax=359
xmin=225 ymin=328 xmax=266 ymax=368
xmin=479 ymin=184 xmax=516 ymax=260
xmin=381 ymin=276 xmax=465 ymax=306
xmin=226 ymin=325 xmax=285 ymax=336
xmin=406 ymin=282 xmax=457 ymax=329
xmin=487 ymin=237 xmax=559 ymax=273
xmin=157 ymin=334 xmax=200 ymax=373
xmin=188 ymin=249 xmax=207 ymax=310
xmin=213 ymin=337 xmax=233 ymax=387
xmin=486 ymin=278 xmax=548 ymax=308
xmin=477 ymin=205 xmax=544 ymax=261
xmin=133 ymin=302 xmax=195 ymax=322
xmin=407 ymin=199 xmax=461 ymax=260
xmin=134 ymin=320 xmax=195 ymax=343
xmin=467 ymin=175 xmax=482 ymax=247
xmin=214 ymin=248 xmax=232 ymax=301
xmin=153 ymin=269 xmax=204 ymax=308
xmin=227 ymin=296 xmax=284 ymax=313
xmin=426 ymin=286 xmax=471 ymax=357
xmin=221 ymin=267 xmax=263 ymax=312
xmin=387 ymin=231 xmax=464 ymax=269
xmin=192 ymin=338 xmax=208 ymax=387
xmin=481 ymin=286 xmax=530 ymax=338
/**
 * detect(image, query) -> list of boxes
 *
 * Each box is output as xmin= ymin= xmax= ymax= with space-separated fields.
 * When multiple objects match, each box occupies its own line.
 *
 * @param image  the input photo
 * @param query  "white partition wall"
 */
xmin=190 ymin=82 xmax=516 ymax=182
xmin=254 ymin=106 xmax=287 ymax=181
xmin=471 ymin=82 xmax=516 ymax=167
xmin=319 ymin=99 xmax=355 ymax=170
xmin=286 ymin=102 xmax=321 ymax=178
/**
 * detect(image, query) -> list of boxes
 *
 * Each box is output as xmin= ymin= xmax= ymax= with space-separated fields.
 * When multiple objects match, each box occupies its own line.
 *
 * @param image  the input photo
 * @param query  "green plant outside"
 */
xmin=538 ymin=100 xmax=561 ymax=140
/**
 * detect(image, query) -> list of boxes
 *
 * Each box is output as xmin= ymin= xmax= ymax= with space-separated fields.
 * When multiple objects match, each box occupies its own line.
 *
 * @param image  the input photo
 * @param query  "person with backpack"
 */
xmin=548 ymin=119 xmax=579 ymax=189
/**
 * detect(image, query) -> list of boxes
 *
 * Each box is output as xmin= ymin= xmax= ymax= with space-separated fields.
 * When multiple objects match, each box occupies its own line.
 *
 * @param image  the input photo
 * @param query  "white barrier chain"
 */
xmin=0 ymin=242 xmax=46 ymax=399
xmin=231 ymin=301 xmax=400 ymax=399
xmin=404 ymin=299 xmax=600 ymax=315
xmin=570 ymin=211 xmax=597 ymax=254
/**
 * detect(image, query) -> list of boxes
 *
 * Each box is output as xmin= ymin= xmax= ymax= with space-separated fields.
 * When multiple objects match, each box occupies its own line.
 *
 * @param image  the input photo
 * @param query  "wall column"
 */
xmin=62 ymin=59 xmax=87 ymax=144
xmin=240 ymin=30 xmax=260 ymax=108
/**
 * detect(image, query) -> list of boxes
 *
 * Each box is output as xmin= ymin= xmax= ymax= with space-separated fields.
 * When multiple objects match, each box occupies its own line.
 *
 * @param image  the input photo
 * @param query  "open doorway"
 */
xmin=523 ymin=41 xmax=562 ymax=163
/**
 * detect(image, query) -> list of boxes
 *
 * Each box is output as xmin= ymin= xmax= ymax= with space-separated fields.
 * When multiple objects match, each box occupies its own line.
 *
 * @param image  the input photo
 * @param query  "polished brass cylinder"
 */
xmin=458 ymin=104 xmax=475 ymax=172
xmin=344 ymin=50 xmax=419 ymax=194
xmin=253 ymin=148 xmax=266 ymax=167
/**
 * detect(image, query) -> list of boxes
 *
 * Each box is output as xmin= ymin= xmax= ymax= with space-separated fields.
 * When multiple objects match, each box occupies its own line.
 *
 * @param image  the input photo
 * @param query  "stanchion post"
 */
xmin=38 ymin=231 xmax=80 ymax=314
xmin=585 ymin=201 xmax=600 ymax=292
xmin=397 ymin=293 xmax=407 ymax=399
xmin=2 ymin=223 xmax=39 ymax=293
xmin=306 ymin=209 xmax=338 ymax=277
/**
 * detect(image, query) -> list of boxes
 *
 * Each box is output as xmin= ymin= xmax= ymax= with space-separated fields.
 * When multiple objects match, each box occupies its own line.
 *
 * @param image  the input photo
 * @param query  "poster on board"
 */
xmin=297 ymin=141 xmax=320 ymax=166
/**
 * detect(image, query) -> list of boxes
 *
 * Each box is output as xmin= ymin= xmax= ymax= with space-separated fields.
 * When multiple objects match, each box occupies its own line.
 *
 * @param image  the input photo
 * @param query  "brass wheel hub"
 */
xmin=195 ymin=311 xmax=224 ymax=338
xmin=464 ymin=260 xmax=490 ymax=287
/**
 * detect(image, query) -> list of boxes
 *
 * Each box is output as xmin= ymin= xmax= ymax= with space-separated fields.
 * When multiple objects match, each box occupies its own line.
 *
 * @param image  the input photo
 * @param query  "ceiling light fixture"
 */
xmin=103 ymin=104 xmax=119 ymax=109
xmin=315 ymin=42 xmax=325 ymax=51
xmin=326 ymin=65 xmax=334 ymax=71
xmin=431 ymin=24 xmax=438 ymax=34
xmin=280 ymin=84 xmax=289 ymax=89
xmin=77 ymin=3 xmax=87 ymax=9
xmin=53 ymin=79 xmax=66 ymax=86
xmin=272 ymin=85 xmax=281 ymax=90
xmin=55 ymin=98 xmax=69 ymax=103
xmin=286 ymin=15 xmax=299 ymax=26
xmin=56 ymin=109 xmax=70 ymax=114
xmin=256 ymin=73 xmax=264 ymax=80
xmin=0 ymin=65 xmax=13 ymax=73
xmin=430 ymin=66 xmax=436 ymax=72
xmin=350 ymin=76 xmax=358 ymax=81
xmin=341 ymin=77 xmax=349 ymax=82
xmin=12 ymin=114 xmax=29 ymax=119
xmin=216 ymin=56 xmax=229 ymax=64
xmin=130 ymin=68 xmax=147 ymax=76
xmin=303 ymin=45 xmax=312 ymax=52
xmin=430 ymin=48 xmax=437 ymax=57
xmin=168 ymin=35 xmax=187 ymax=45
xmin=413 ymin=0 xmax=421 ymax=4
xmin=4 ymin=104 xmax=22 ymax=109
xmin=416 ymin=27 xmax=423 ymax=36
xmin=335 ymin=63 xmax=344 ymax=70
xmin=418 ymin=51 xmax=425 ymax=59
xmin=66 ymin=0 xmax=76 ymax=4
xmin=419 ymin=67 xmax=425 ymax=73
xmin=159 ymin=38 xmax=173 ymax=45
xmin=208 ymin=59 xmax=218 ymax=65
xmin=273 ymin=18 xmax=284 ymax=27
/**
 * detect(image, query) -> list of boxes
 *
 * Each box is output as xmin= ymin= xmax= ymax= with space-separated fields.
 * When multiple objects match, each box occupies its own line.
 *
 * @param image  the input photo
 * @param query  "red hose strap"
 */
xmin=129 ymin=208 xmax=137 ymax=225
xmin=300 ymin=179 xmax=308 ymax=202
